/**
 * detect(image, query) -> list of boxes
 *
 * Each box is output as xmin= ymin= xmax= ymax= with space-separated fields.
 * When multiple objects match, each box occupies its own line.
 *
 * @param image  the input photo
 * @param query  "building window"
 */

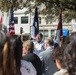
xmin=38 ymin=17 xmax=41 ymax=24
xmin=14 ymin=17 xmax=18 ymax=24
xmin=21 ymin=16 xmax=28 ymax=24
xmin=40 ymin=30 xmax=48 ymax=40
xmin=51 ymin=30 xmax=55 ymax=39
xmin=46 ymin=17 xmax=52 ymax=24
xmin=46 ymin=20 xmax=49 ymax=24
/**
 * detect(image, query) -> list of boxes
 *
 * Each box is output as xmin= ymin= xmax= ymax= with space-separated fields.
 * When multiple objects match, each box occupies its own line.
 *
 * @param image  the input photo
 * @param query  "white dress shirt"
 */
xmin=34 ymin=41 xmax=44 ymax=55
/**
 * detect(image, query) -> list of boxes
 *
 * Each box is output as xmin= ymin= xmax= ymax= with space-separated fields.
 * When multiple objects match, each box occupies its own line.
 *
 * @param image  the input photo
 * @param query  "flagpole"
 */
xmin=54 ymin=8 xmax=63 ymax=48
xmin=31 ymin=7 xmax=39 ymax=39
xmin=29 ymin=7 xmax=32 ymax=39
xmin=8 ymin=0 xmax=15 ymax=36
xmin=60 ymin=8 xmax=63 ymax=46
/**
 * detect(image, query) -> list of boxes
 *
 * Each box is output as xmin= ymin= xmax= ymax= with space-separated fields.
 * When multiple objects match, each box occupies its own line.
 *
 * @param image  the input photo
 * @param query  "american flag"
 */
xmin=54 ymin=10 xmax=63 ymax=48
xmin=9 ymin=5 xmax=15 ymax=35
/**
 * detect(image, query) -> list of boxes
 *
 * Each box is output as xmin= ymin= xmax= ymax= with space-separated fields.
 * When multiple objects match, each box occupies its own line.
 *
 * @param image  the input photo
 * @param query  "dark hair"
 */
xmin=10 ymin=35 xmax=22 ymax=75
xmin=52 ymin=46 xmax=65 ymax=68
xmin=64 ymin=40 xmax=76 ymax=75
xmin=37 ymin=33 xmax=43 ymax=38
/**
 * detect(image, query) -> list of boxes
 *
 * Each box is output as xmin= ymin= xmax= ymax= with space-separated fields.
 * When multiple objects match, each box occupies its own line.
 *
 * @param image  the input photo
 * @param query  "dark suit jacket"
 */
xmin=22 ymin=53 xmax=42 ymax=75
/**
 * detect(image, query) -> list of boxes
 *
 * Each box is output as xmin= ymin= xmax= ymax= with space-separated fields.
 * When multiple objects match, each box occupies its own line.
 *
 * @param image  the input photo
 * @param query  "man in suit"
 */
xmin=39 ymin=37 xmax=58 ymax=75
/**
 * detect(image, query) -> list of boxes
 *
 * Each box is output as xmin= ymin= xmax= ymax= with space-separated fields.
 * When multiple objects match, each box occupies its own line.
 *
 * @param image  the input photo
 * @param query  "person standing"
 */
xmin=22 ymin=40 xmax=42 ymax=75
xmin=9 ymin=35 xmax=37 ymax=75
xmin=39 ymin=37 xmax=58 ymax=75
xmin=34 ymin=33 xmax=44 ymax=55
xmin=53 ymin=39 xmax=76 ymax=75
xmin=52 ymin=46 xmax=67 ymax=75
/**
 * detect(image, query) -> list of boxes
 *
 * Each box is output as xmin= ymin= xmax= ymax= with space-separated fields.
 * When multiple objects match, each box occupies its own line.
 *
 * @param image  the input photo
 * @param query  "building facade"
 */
xmin=0 ymin=8 xmax=72 ymax=40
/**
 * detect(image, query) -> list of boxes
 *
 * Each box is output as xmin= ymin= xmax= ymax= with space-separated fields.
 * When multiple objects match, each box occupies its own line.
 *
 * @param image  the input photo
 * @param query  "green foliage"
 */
xmin=0 ymin=0 xmax=76 ymax=21
xmin=31 ymin=0 xmax=76 ymax=22
xmin=0 ymin=0 xmax=11 ymax=11
xmin=0 ymin=0 xmax=21 ymax=12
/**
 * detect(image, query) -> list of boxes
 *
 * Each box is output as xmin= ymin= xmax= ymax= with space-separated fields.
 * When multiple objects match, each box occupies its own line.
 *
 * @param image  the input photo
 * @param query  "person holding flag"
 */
xmin=54 ymin=9 xmax=63 ymax=48
xmin=31 ymin=7 xmax=44 ymax=55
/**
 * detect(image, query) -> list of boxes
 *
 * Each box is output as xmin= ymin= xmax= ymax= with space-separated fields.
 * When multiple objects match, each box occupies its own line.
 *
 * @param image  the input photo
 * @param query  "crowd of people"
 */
xmin=0 ymin=29 xmax=76 ymax=75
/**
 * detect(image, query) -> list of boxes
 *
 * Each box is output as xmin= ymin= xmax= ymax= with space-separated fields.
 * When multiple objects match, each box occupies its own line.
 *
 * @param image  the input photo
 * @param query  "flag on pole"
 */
xmin=9 ymin=5 xmax=15 ymax=35
xmin=54 ymin=10 xmax=63 ymax=48
xmin=31 ymin=7 xmax=39 ymax=39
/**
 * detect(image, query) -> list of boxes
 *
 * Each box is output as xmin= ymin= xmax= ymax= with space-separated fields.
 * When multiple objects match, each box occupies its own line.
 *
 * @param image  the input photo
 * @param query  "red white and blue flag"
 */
xmin=9 ymin=5 xmax=15 ymax=35
xmin=54 ymin=10 xmax=63 ymax=48
xmin=31 ymin=7 xmax=39 ymax=39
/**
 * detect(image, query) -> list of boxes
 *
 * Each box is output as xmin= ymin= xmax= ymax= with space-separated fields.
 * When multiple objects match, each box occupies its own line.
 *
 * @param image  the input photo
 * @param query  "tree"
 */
xmin=0 ymin=0 xmax=22 ymax=11
xmin=0 ymin=0 xmax=76 ymax=22
xmin=23 ymin=0 xmax=76 ymax=22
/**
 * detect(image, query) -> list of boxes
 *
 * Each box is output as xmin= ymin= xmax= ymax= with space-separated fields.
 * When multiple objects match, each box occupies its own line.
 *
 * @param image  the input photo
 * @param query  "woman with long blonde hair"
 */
xmin=0 ymin=31 xmax=15 ymax=75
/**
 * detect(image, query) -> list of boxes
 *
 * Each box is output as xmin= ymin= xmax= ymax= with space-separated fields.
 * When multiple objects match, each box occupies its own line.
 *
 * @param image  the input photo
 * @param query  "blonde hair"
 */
xmin=44 ymin=37 xmax=54 ymax=46
xmin=23 ymin=40 xmax=34 ymax=53
xmin=0 ymin=31 xmax=15 ymax=75
xmin=3 ymin=39 xmax=14 ymax=75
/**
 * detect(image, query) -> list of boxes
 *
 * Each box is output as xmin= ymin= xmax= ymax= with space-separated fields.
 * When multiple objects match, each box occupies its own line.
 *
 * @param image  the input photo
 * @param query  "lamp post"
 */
xmin=20 ymin=27 xmax=24 ymax=42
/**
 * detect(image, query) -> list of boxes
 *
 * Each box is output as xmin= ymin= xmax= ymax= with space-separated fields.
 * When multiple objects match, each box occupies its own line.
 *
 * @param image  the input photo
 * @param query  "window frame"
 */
xmin=21 ymin=16 xmax=28 ymax=24
xmin=14 ymin=17 xmax=18 ymax=24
